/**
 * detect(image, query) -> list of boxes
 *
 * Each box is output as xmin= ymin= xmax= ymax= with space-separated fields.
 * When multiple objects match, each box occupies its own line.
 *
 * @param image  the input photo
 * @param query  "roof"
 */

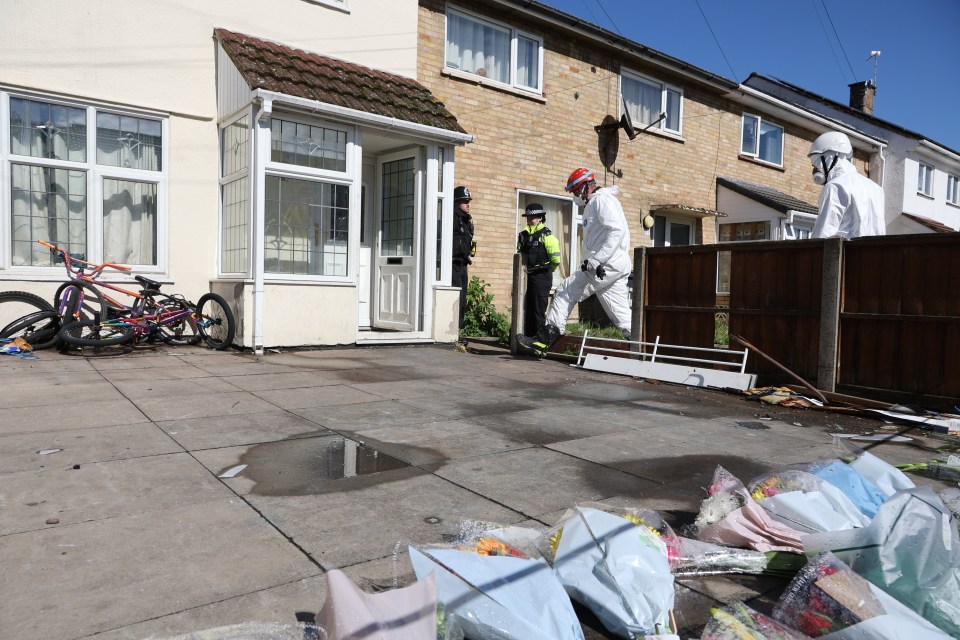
xmin=745 ymin=74 xmax=959 ymax=157
xmin=902 ymin=213 xmax=956 ymax=233
xmin=214 ymin=28 xmax=467 ymax=135
xmin=650 ymin=203 xmax=725 ymax=218
xmin=716 ymin=177 xmax=818 ymax=215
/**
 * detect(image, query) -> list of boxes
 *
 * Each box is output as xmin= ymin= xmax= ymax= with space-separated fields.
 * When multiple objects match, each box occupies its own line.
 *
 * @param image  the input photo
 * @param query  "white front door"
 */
xmin=373 ymin=151 xmax=421 ymax=331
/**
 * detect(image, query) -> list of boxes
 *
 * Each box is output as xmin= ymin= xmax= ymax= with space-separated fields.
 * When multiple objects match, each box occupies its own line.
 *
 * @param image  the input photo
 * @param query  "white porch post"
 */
xmin=252 ymin=98 xmax=271 ymax=354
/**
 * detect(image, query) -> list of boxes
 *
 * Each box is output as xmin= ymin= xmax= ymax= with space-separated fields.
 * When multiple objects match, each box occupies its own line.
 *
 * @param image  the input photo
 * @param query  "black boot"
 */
xmin=516 ymin=324 xmax=561 ymax=357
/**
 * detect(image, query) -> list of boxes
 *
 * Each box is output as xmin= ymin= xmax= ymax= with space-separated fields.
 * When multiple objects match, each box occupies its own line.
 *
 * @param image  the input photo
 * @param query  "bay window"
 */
xmin=3 ymin=92 xmax=166 ymax=270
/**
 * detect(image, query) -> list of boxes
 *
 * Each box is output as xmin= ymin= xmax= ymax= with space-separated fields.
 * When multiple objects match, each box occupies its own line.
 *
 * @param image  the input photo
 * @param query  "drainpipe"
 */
xmin=251 ymin=97 xmax=271 ymax=355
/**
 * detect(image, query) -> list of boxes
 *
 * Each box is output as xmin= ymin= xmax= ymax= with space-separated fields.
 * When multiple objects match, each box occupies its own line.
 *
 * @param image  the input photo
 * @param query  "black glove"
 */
xmin=580 ymin=259 xmax=590 ymax=273
xmin=595 ymin=264 xmax=606 ymax=280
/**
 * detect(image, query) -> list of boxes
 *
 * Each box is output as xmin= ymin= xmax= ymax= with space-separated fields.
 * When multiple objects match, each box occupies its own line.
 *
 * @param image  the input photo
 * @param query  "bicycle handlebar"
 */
xmin=37 ymin=240 xmax=131 ymax=276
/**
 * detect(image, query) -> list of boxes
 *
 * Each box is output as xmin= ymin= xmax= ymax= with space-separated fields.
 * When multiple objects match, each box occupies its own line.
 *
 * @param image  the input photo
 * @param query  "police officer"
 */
xmin=517 ymin=203 xmax=561 ymax=335
xmin=452 ymin=185 xmax=476 ymax=336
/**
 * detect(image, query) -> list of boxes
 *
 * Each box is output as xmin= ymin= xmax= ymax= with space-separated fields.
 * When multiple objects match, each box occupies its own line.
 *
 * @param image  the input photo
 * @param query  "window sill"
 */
xmin=646 ymin=128 xmax=684 ymax=144
xmin=916 ymin=192 xmax=935 ymax=200
xmin=947 ymin=201 xmax=960 ymax=209
xmin=302 ymin=0 xmax=349 ymax=13
xmin=441 ymin=68 xmax=546 ymax=103
xmin=738 ymin=154 xmax=785 ymax=172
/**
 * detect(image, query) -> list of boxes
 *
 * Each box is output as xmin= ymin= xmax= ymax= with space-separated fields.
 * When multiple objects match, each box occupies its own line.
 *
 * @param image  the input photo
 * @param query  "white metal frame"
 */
xmin=740 ymin=112 xmax=784 ymax=167
xmin=620 ymin=67 xmax=684 ymax=136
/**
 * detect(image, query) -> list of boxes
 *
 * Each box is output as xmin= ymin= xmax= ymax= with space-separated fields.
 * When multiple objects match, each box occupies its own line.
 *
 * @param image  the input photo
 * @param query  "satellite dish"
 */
xmin=620 ymin=96 xmax=637 ymax=140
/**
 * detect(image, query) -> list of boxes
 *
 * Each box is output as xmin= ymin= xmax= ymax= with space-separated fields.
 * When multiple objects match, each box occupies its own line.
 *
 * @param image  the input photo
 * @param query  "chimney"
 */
xmin=849 ymin=80 xmax=876 ymax=116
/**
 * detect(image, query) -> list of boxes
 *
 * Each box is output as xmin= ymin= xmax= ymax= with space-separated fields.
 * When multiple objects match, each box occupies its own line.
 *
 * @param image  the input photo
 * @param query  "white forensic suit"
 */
xmin=811 ymin=158 xmax=886 ymax=239
xmin=545 ymin=185 xmax=632 ymax=337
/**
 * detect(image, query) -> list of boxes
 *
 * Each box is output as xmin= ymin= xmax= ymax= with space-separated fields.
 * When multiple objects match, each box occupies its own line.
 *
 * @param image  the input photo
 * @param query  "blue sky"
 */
xmin=540 ymin=0 xmax=960 ymax=151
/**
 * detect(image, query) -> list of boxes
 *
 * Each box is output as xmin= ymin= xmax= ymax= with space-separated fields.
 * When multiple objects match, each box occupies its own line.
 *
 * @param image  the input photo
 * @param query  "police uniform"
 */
xmin=452 ymin=186 xmax=475 ymax=331
xmin=517 ymin=203 xmax=561 ymax=335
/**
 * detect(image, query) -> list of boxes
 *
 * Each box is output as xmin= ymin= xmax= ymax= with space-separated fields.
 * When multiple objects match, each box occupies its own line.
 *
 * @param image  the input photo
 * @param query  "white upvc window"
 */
xmin=621 ymin=69 xmax=683 ymax=135
xmin=740 ymin=114 xmax=784 ymax=166
xmin=445 ymin=7 xmax=543 ymax=93
xmin=517 ymin=191 xmax=576 ymax=288
xmin=1 ymin=91 xmax=167 ymax=273
xmin=219 ymin=113 xmax=252 ymax=276
xmin=262 ymin=114 xmax=353 ymax=279
xmin=948 ymin=174 xmax=960 ymax=206
xmin=918 ymin=161 xmax=935 ymax=197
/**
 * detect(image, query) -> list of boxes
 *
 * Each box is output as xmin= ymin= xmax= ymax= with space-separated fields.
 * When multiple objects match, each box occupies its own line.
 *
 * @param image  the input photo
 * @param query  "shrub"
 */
xmin=462 ymin=277 xmax=511 ymax=344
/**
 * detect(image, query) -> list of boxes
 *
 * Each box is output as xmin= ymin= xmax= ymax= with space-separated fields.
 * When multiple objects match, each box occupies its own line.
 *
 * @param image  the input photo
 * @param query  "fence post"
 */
xmin=631 ymin=246 xmax=647 ymax=353
xmin=510 ymin=253 xmax=526 ymax=354
xmin=817 ymin=238 xmax=844 ymax=392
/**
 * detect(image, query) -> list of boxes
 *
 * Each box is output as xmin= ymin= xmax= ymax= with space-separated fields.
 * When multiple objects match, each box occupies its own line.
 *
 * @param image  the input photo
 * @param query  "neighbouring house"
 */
xmin=0 ymin=0 xmax=477 ymax=351
xmin=416 ymin=0 xmax=886 ymax=317
xmin=745 ymin=74 xmax=960 ymax=233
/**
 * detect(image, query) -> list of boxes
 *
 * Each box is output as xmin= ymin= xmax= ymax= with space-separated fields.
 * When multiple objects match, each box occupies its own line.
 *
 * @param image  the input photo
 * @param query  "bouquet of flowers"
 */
xmin=702 ymin=602 xmax=810 ymax=640
xmin=672 ymin=537 xmax=805 ymax=578
xmin=746 ymin=470 xmax=870 ymax=533
xmin=694 ymin=467 xmax=805 ymax=553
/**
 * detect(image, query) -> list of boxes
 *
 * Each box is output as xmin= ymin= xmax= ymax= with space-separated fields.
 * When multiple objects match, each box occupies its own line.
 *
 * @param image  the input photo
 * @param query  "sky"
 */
xmin=539 ymin=0 xmax=960 ymax=152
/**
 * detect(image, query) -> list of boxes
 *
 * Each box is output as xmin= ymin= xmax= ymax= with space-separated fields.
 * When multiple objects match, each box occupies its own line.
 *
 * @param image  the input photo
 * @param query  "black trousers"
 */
xmin=452 ymin=262 xmax=469 ymax=330
xmin=524 ymin=269 xmax=553 ymax=335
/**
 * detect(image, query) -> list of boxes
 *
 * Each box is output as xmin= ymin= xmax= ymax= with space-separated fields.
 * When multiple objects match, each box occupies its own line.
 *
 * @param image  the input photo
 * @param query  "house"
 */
xmin=745 ymin=74 xmax=960 ymax=233
xmin=415 ymin=0 xmax=886 ymax=316
xmin=0 ymin=0 xmax=475 ymax=351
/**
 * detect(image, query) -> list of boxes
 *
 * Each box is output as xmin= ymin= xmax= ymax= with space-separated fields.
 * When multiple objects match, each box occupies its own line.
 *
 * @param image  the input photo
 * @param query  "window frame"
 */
xmin=516 ymin=189 xmax=579 ymax=287
xmin=261 ymin=111 xmax=356 ymax=283
xmin=740 ymin=113 xmax=784 ymax=167
xmin=0 ymin=89 xmax=169 ymax=276
xmin=218 ymin=109 xmax=254 ymax=277
xmin=620 ymin=68 xmax=683 ymax=136
xmin=917 ymin=161 xmax=935 ymax=197
xmin=947 ymin=173 xmax=960 ymax=207
xmin=444 ymin=6 xmax=544 ymax=95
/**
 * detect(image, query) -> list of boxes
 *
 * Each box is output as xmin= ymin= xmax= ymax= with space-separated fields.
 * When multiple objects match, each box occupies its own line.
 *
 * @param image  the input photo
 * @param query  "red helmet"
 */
xmin=565 ymin=167 xmax=594 ymax=192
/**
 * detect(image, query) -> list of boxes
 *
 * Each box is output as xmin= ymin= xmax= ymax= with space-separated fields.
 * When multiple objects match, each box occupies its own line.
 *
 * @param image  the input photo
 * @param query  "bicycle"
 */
xmin=36 ymin=240 xmax=236 ymax=352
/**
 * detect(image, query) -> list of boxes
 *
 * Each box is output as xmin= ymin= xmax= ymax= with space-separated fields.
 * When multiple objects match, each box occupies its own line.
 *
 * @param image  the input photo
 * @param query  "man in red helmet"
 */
xmin=516 ymin=168 xmax=632 ymax=357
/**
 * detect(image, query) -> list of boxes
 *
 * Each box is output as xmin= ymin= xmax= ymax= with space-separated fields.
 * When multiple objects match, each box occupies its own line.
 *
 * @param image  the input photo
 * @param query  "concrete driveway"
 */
xmin=0 ymin=339 xmax=946 ymax=639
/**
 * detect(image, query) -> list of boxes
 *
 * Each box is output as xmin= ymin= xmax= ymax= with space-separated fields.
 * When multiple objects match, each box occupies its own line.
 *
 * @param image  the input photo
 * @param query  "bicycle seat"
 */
xmin=135 ymin=275 xmax=163 ymax=291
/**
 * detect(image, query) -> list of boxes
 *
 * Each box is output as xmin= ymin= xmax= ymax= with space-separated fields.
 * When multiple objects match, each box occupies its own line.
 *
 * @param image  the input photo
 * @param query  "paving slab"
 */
xmin=1 ymin=452 xmax=233 ymax=535
xmin=249 ymin=384 xmax=383 ymax=410
xmin=399 ymin=391 xmax=541 ymax=420
xmin=354 ymin=419 xmax=534 ymax=465
xmin=95 ymin=364 xmax=215 ymax=382
xmin=218 ymin=370 xmax=346 ymax=391
xmin=0 ymin=398 xmax=148 ymax=435
xmin=289 ymin=399 xmax=447 ymax=431
xmin=1 ymin=377 xmax=128 ymax=408
xmin=0 ymin=422 xmax=181 ymax=475
xmin=110 ymin=376 xmax=244 ymax=398
xmin=133 ymin=390 xmax=279 ymax=421
xmin=157 ymin=411 xmax=332 ymax=451
xmin=247 ymin=470 xmax=527 ymax=569
xmin=0 ymin=498 xmax=320 ymax=640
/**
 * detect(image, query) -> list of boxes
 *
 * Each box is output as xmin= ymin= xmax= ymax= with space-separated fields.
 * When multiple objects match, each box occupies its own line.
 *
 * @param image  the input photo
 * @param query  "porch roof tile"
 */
xmin=717 ymin=177 xmax=818 ymax=215
xmin=215 ymin=28 xmax=468 ymax=135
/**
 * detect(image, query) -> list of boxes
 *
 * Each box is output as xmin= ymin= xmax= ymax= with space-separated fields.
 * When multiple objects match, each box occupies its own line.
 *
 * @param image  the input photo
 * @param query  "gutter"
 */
xmin=252 ymin=89 xmax=475 ymax=145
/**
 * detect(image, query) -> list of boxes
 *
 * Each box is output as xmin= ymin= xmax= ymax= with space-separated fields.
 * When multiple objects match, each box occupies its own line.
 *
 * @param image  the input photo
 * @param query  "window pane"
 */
xmin=669 ymin=222 xmax=691 ymax=246
xmin=221 ymin=117 xmax=250 ymax=177
xmin=381 ymin=158 xmax=415 ymax=256
xmin=758 ymin=121 xmax=783 ymax=164
xmin=96 ymin=112 xmax=162 ymax=170
xmin=519 ymin=192 xmax=572 ymax=287
xmin=222 ymin=177 xmax=249 ymax=274
xmin=741 ymin=115 xmax=758 ymax=155
xmin=102 ymin=179 xmax=157 ymax=265
xmin=10 ymin=98 xmax=86 ymax=162
xmin=11 ymin=163 xmax=87 ymax=265
xmin=516 ymin=35 xmax=540 ymax=90
xmin=270 ymin=118 xmax=347 ymax=172
xmin=664 ymin=88 xmax=681 ymax=132
xmin=446 ymin=11 xmax=509 ymax=84
xmin=623 ymin=75 xmax=662 ymax=126
xmin=264 ymin=175 xmax=348 ymax=276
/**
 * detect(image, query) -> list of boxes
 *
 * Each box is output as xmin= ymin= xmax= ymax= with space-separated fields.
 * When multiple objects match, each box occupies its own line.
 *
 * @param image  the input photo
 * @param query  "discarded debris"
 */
xmin=37 ymin=448 xmax=61 ymax=455
xmin=45 ymin=518 xmax=59 ymax=525
xmin=218 ymin=464 xmax=247 ymax=478
xmin=833 ymin=434 xmax=913 ymax=443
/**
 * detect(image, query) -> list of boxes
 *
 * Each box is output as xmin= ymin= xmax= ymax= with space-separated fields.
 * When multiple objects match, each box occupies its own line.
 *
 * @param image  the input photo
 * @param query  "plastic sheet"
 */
xmin=804 ymin=488 xmax=960 ymax=637
xmin=748 ymin=470 xmax=870 ymax=532
xmin=318 ymin=569 xmax=449 ymax=640
xmin=773 ymin=552 xmax=950 ymax=639
xmin=547 ymin=506 xmax=674 ymax=638
xmin=702 ymin=602 xmax=809 ymax=639
xmin=672 ymin=537 xmax=805 ymax=578
xmin=834 ymin=440 xmax=914 ymax=499
xmin=408 ymin=545 xmax=583 ymax=640
xmin=695 ymin=467 xmax=806 ymax=553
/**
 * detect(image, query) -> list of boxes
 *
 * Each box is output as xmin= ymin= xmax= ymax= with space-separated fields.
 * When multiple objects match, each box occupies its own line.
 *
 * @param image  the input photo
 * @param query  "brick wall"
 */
xmin=418 ymin=0 xmax=865 ymax=313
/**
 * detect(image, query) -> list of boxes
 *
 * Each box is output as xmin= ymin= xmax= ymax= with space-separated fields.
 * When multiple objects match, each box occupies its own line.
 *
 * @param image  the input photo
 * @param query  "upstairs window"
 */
xmin=740 ymin=114 xmax=783 ymax=166
xmin=948 ymin=174 xmax=960 ymax=206
xmin=918 ymin=162 xmax=934 ymax=197
xmin=621 ymin=70 xmax=682 ymax=135
xmin=445 ymin=7 xmax=543 ymax=93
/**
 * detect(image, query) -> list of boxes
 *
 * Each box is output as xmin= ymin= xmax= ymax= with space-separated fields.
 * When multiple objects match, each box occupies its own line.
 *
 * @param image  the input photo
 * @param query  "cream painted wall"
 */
xmin=433 ymin=286 xmax=460 ymax=342
xmin=263 ymin=284 xmax=357 ymax=347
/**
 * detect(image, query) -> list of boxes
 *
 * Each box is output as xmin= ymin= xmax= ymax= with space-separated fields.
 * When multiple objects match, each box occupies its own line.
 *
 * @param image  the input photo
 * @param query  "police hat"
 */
xmin=523 ymin=203 xmax=545 ymax=217
xmin=454 ymin=185 xmax=472 ymax=201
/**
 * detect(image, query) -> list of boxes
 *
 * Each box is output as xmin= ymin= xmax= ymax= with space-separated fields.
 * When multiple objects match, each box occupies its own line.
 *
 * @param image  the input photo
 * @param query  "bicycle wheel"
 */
xmin=0 ymin=310 xmax=61 ymax=350
xmin=147 ymin=294 xmax=201 ymax=345
xmin=54 ymin=280 xmax=109 ymax=323
xmin=0 ymin=291 xmax=54 ymax=336
xmin=58 ymin=318 xmax=135 ymax=348
xmin=195 ymin=293 xmax=236 ymax=350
